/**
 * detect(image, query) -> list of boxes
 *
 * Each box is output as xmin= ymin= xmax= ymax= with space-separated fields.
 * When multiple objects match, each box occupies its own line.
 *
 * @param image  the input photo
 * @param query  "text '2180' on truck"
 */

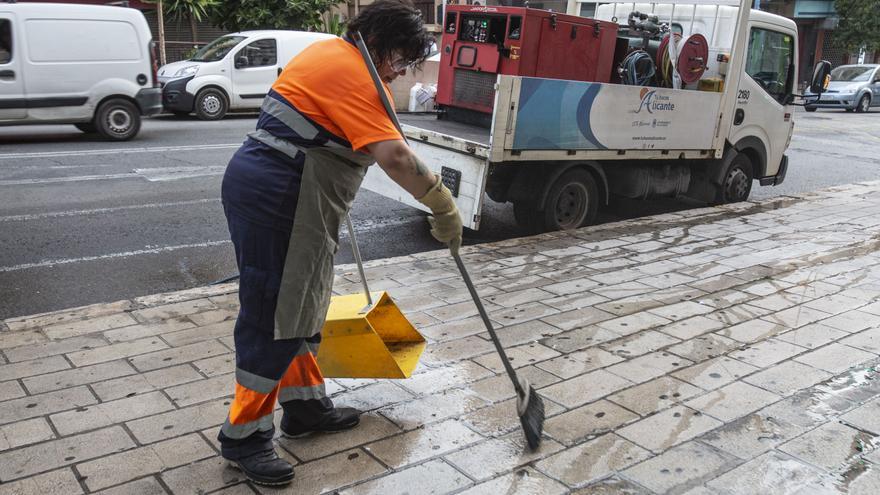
xmin=361 ymin=0 xmax=831 ymax=234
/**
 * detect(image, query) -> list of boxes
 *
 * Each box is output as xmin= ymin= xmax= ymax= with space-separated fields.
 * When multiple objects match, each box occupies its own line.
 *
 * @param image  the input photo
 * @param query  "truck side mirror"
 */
xmin=235 ymin=55 xmax=249 ymax=69
xmin=810 ymin=60 xmax=831 ymax=95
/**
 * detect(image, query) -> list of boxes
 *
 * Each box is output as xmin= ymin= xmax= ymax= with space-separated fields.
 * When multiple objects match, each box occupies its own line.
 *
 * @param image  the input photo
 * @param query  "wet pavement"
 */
xmin=3 ymin=181 xmax=880 ymax=494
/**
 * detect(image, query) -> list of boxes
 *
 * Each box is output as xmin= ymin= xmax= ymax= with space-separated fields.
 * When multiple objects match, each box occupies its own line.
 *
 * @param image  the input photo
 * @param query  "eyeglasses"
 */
xmin=390 ymin=57 xmax=412 ymax=72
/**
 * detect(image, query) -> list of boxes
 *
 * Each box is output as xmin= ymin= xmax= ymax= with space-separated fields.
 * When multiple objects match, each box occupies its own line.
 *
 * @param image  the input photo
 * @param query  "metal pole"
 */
xmin=345 ymin=213 xmax=373 ymax=308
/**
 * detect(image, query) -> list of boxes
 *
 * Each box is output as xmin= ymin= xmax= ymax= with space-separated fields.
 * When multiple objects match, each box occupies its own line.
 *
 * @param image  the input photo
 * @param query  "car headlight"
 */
xmin=173 ymin=65 xmax=199 ymax=78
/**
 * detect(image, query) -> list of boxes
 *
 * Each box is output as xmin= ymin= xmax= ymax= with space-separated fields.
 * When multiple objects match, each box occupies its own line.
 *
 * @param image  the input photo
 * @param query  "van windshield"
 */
xmin=190 ymin=35 xmax=247 ymax=62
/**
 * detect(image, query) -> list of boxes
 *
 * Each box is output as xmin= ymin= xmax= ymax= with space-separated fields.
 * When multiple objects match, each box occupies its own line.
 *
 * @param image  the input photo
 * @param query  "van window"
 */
xmin=191 ymin=35 xmax=246 ymax=62
xmin=25 ymin=19 xmax=140 ymax=62
xmin=0 ymin=19 xmax=11 ymax=64
xmin=745 ymin=27 xmax=793 ymax=104
xmin=236 ymin=39 xmax=277 ymax=68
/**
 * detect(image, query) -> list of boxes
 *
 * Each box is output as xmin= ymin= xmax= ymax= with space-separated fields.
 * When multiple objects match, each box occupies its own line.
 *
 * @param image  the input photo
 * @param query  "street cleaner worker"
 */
xmin=217 ymin=0 xmax=462 ymax=486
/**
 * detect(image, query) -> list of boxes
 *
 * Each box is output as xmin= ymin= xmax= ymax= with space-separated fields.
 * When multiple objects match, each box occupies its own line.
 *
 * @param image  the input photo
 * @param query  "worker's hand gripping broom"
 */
xmin=352 ymin=31 xmax=545 ymax=449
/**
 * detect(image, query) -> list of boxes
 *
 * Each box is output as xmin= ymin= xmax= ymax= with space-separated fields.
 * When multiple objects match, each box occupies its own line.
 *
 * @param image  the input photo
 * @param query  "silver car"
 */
xmin=805 ymin=64 xmax=880 ymax=113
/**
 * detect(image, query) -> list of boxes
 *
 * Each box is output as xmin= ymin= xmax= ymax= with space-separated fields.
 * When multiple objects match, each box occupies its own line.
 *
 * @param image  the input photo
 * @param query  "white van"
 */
xmin=0 ymin=3 xmax=161 ymax=140
xmin=158 ymin=30 xmax=335 ymax=120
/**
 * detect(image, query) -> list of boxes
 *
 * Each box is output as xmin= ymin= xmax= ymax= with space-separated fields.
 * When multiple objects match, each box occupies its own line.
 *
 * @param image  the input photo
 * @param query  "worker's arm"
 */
xmin=367 ymin=139 xmax=463 ymax=253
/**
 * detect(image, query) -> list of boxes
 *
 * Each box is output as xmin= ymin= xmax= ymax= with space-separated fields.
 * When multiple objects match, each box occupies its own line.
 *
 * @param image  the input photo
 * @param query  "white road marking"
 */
xmin=0 ymin=198 xmax=220 ymax=222
xmin=0 ymin=240 xmax=232 ymax=273
xmin=0 ymin=173 xmax=137 ymax=186
xmin=0 ymin=143 xmax=241 ymax=160
xmin=0 ymin=166 xmax=227 ymax=186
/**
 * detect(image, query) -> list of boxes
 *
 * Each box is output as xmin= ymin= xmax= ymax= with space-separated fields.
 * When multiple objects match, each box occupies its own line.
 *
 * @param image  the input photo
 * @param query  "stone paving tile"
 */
xmin=0 ymin=380 xmax=24 ymax=402
xmin=818 ymin=310 xmax=880 ymax=333
xmin=536 ymin=348 xmax=625 ymax=379
xmin=572 ymin=476 xmax=654 ymax=494
xmin=803 ymin=293 xmax=868 ymax=316
xmin=398 ymin=361 xmax=494 ymax=396
xmin=760 ymin=305 xmax=834 ymax=330
xmin=467 ymin=366 xmax=560 ymax=403
xmin=840 ymin=327 xmax=880 ymax=355
xmin=485 ymin=320 xmax=563 ymax=348
xmin=419 ymin=316 xmax=486 ymax=343
xmin=128 ymin=340 xmax=229 ymax=372
xmin=164 ymin=374 xmax=235 ymax=407
xmin=595 ymin=294 xmax=665 ymax=317
xmin=728 ymin=338 xmax=808 ymax=368
xmin=339 ymin=459 xmax=469 ymax=495
xmin=540 ymin=369 xmax=633 ymax=409
xmin=65 ymin=337 xmax=169 ymax=367
xmin=621 ymin=441 xmax=739 ymax=494
xmin=23 ymin=359 xmax=136 ymax=394
xmin=775 ymin=323 xmax=849 ymax=349
xmin=364 ymin=419 xmax=483 ymax=469
xmin=540 ymin=326 xmax=621 ymax=353
xmin=472 ymin=342 xmax=561 ymax=372
xmin=93 ymin=477 xmax=169 ymax=495
xmin=461 ymin=396 xmax=565 ymax=437
xmin=617 ymin=406 xmax=723 ymax=453
xmin=543 ymin=291 xmax=609 ymax=313
xmin=160 ymin=457 xmax=250 ymax=495
xmin=715 ymin=319 xmax=789 ymax=343
xmin=4 ymin=335 xmax=106 ymax=363
xmin=131 ymin=299 xmax=218 ymax=324
xmin=76 ymin=433 xmax=215 ymax=491
xmin=379 ymin=388 xmax=489 ymax=430
xmin=42 ymin=313 xmax=138 ymax=340
xmin=279 ymin=413 xmax=401 ymax=462
xmin=0 ymin=426 xmax=135 ymax=481
xmin=50 ymin=390 xmax=175 ymax=436
xmin=0 ymin=329 xmax=46 ymax=353
xmin=535 ymin=433 xmax=651 ymax=488
xmin=425 ymin=300 xmax=504 ymax=323
xmin=743 ymin=360 xmax=832 ymax=396
xmin=747 ymin=292 xmax=812 ymax=312
xmin=91 ymin=364 xmax=203 ymax=401
xmin=544 ymin=399 xmax=639 ymax=446
xmin=699 ymin=410 xmax=808 ymax=461
xmin=0 ymin=418 xmax=54 ymax=450
xmin=840 ymin=398 xmax=880 ymax=435
xmin=456 ymin=466 xmax=568 ymax=495
xmin=489 ymin=302 xmax=560 ymax=327
xmin=3 ymin=300 xmax=133 ymax=332
xmin=126 ymin=398 xmax=229 ymax=444
xmin=193 ymin=353 xmax=236 ymax=378
xmin=0 ymin=355 xmax=70 ymax=382
xmin=648 ymin=301 xmax=715 ymax=322
xmin=485 ymin=288 xmax=555 ymax=308
xmin=657 ymin=316 xmax=726 ymax=340
xmin=187 ymin=306 xmax=237 ymax=326
xmin=333 ymin=382 xmax=414 ymax=412
xmin=704 ymin=450 xmax=825 ymax=495
xmin=605 ymin=351 xmax=692 ymax=385
xmin=694 ymin=289 xmax=756 ymax=311
xmin=420 ymin=336 xmax=496 ymax=365
xmin=597 ymin=312 xmax=672 ymax=337
xmin=444 ymin=433 xmax=564 ymax=481
xmin=666 ymin=333 xmax=742 ymax=363
xmin=0 ymin=386 xmax=97 ymax=426
xmin=779 ymin=421 xmax=874 ymax=472
xmin=685 ymin=382 xmax=780 ymax=422
xmin=255 ymin=449 xmax=387 ymax=495
xmin=600 ymin=330 xmax=681 ymax=358
xmin=706 ymin=304 xmax=774 ymax=326
xmin=0 ymin=468 xmax=83 ymax=495
xmin=608 ymin=376 xmax=703 ymax=417
xmin=793 ymin=343 xmax=878 ymax=374
xmin=541 ymin=307 xmax=615 ymax=331
xmin=102 ymin=318 xmax=196 ymax=343
xmin=160 ymin=320 xmax=235 ymax=348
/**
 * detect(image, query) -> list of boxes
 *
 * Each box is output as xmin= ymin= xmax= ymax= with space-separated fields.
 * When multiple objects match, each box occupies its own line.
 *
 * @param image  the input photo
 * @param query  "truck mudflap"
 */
xmin=759 ymin=154 xmax=788 ymax=186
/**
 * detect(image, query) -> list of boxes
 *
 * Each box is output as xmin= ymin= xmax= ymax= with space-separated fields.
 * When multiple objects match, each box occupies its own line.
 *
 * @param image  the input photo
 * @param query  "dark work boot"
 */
xmin=281 ymin=398 xmax=361 ymax=438
xmin=227 ymin=449 xmax=294 ymax=486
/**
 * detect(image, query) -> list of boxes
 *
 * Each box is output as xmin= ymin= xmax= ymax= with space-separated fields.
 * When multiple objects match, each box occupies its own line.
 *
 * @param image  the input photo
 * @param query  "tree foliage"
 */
xmin=833 ymin=0 xmax=880 ymax=52
xmin=208 ymin=0 xmax=345 ymax=33
xmin=146 ymin=0 xmax=219 ymax=22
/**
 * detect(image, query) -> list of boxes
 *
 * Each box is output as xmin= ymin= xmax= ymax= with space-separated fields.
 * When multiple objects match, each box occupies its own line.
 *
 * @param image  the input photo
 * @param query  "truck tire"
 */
xmin=515 ymin=168 xmax=599 ymax=234
xmin=195 ymin=88 xmax=228 ymax=120
xmin=715 ymin=153 xmax=753 ymax=204
xmin=855 ymin=94 xmax=871 ymax=113
xmin=75 ymin=123 xmax=96 ymax=133
xmin=95 ymin=99 xmax=141 ymax=141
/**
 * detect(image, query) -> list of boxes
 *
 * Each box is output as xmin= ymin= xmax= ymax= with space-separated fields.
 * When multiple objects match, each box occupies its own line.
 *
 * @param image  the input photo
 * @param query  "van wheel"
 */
xmin=715 ymin=153 xmax=753 ymax=204
xmin=95 ymin=99 xmax=141 ymax=141
xmin=515 ymin=168 xmax=599 ymax=234
xmin=75 ymin=123 xmax=96 ymax=133
xmin=195 ymin=88 xmax=228 ymax=120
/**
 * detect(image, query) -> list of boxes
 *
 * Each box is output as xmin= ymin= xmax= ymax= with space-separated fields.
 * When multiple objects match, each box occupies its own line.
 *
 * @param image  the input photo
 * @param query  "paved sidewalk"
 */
xmin=4 ymin=182 xmax=880 ymax=494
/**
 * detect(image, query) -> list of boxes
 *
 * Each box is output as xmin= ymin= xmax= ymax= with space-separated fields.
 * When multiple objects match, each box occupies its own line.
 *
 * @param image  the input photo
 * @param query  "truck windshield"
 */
xmin=830 ymin=66 xmax=874 ymax=82
xmin=190 ymin=35 xmax=247 ymax=62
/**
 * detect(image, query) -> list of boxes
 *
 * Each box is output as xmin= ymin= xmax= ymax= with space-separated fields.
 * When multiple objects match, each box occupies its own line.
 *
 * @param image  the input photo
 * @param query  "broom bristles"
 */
xmin=517 ymin=382 xmax=546 ymax=451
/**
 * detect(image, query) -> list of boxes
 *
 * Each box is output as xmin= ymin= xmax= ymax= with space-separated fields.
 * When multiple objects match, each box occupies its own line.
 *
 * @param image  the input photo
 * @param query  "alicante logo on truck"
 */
xmin=636 ymin=88 xmax=676 ymax=114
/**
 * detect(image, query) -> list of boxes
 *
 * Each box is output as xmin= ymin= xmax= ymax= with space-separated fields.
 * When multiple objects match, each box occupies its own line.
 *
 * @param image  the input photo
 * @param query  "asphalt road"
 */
xmin=1 ymin=108 xmax=878 ymax=319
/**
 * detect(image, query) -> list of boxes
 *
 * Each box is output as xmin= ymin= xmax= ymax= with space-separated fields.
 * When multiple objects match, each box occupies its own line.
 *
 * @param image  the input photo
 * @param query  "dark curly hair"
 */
xmin=346 ymin=0 xmax=434 ymax=70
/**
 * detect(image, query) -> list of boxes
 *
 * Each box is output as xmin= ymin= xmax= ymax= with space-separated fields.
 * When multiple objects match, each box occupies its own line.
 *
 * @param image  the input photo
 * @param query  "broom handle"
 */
xmin=353 ymin=31 xmax=408 ymax=143
xmin=345 ymin=213 xmax=372 ymax=307
xmin=452 ymin=252 xmax=525 ymax=396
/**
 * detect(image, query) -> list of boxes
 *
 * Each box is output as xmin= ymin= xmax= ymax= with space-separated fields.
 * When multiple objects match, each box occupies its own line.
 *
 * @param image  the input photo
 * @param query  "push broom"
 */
xmin=352 ymin=32 xmax=545 ymax=450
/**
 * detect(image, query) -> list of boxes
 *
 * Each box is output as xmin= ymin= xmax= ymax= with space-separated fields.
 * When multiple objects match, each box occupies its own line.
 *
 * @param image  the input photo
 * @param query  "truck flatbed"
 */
xmin=399 ymin=114 xmax=491 ymax=146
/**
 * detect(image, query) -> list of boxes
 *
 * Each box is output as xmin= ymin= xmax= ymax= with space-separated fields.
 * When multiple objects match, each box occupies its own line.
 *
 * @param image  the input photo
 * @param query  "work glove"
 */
xmin=417 ymin=175 xmax=463 ymax=255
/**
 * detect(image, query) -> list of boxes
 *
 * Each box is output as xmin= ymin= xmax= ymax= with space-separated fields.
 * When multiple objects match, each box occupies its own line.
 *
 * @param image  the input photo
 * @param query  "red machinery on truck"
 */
xmin=436 ymin=5 xmax=619 ymax=123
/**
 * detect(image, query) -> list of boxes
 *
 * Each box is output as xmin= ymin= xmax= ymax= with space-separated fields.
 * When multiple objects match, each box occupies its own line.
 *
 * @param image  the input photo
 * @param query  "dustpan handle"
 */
xmin=345 ymin=213 xmax=372 ymax=307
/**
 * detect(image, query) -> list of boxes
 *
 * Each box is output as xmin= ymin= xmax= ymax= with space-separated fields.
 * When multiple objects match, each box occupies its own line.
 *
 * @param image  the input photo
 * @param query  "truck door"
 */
xmin=729 ymin=24 xmax=795 ymax=178
xmin=0 ymin=14 xmax=26 ymax=120
xmin=230 ymin=38 xmax=278 ymax=109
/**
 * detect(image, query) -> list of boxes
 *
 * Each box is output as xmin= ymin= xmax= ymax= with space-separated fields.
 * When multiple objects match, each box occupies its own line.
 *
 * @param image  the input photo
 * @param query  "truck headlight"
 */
xmin=174 ymin=65 xmax=199 ymax=78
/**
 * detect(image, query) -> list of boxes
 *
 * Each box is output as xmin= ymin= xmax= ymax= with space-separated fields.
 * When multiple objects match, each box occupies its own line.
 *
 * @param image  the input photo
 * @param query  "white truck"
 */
xmin=361 ymin=0 xmax=829 ymax=233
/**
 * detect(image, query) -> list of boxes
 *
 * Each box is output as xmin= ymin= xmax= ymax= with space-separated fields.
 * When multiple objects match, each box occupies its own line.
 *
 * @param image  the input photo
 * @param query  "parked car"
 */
xmin=805 ymin=64 xmax=880 ymax=113
xmin=0 ymin=3 xmax=161 ymax=140
xmin=158 ymin=30 xmax=334 ymax=120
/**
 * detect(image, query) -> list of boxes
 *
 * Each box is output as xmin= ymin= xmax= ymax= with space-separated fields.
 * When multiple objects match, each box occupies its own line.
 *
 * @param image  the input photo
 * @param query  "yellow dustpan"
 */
xmin=316 ymin=215 xmax=426 ymax=378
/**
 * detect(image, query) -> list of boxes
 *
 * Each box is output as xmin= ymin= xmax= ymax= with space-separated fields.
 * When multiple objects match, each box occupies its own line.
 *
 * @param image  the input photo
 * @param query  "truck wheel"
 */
xmin=804 ymin=106 xmax=817 ymax=112
xmin=855 ymin=95 xmax=871 ymax=113
xmin=95 ymin=99 xmax=141 ymax=141
xmin=75 ymin=123 xmax=96 ymax=133
xmin=195 ymin=88 xmax=228 ymax=120
xmin=715 ymin=153 xmax=753 ymax=204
